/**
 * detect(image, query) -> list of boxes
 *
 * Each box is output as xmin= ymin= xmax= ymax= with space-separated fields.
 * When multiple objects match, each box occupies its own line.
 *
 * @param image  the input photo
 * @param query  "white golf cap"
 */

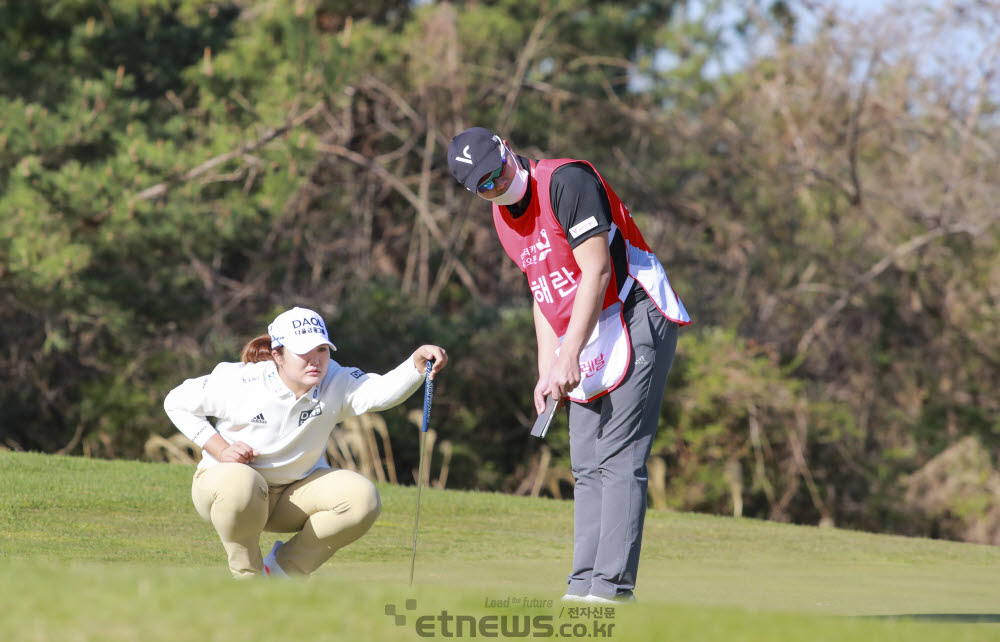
xmin=267 ymin=306 xmax=337 ymax=355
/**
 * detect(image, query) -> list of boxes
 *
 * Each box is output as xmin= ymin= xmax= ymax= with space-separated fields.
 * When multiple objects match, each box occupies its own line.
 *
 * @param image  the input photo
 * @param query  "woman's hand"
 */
xmin=412 ymin=345 xmax=448 ymax=379
xmin=220 ymin=441 xmax=259 ymax=464
xmin=204 ymin=434 xmax=259 ymax=464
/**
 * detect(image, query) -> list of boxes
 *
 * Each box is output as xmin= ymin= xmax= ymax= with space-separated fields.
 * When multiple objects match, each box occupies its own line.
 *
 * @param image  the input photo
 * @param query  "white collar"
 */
xmin=264 ymin=361 xmax=295 ymax=398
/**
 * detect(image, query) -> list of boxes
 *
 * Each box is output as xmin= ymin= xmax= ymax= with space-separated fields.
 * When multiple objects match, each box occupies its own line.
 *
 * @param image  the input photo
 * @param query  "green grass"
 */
xmin=1 ymin=451 xmax=999 ymax=641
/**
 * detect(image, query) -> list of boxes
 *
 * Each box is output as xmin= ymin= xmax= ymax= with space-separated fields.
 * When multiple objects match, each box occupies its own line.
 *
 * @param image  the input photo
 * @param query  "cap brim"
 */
xmin=282 ymin=337 xmax=337 ymax=355
xmin=462 ymin=150 xmax=504 ymax=192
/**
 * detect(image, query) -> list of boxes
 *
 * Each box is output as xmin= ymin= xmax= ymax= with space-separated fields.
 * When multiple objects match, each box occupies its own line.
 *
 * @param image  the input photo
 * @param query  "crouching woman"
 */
xmin=163 ymin=306 xmax=447 ymax=579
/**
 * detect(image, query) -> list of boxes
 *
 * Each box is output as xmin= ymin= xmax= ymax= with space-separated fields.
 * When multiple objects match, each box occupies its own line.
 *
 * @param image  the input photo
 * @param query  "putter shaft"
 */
xmin=409 ymin=360 xmax=434 ymax=585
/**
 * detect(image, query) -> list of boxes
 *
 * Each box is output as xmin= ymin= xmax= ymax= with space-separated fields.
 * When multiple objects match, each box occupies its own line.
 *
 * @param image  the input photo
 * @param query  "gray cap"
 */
xmin=447 ymin=127 xmax=504 ymax=191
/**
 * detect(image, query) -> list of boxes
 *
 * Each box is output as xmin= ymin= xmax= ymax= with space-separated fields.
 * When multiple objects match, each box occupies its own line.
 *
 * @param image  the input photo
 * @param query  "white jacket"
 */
xmin=163 ymin=358 xmax=424 ymax=485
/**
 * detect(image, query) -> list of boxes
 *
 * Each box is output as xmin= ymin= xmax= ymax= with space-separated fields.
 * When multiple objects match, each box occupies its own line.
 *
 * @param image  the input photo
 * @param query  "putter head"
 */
xmin=530 ymin=396 xmax=557 ymax=438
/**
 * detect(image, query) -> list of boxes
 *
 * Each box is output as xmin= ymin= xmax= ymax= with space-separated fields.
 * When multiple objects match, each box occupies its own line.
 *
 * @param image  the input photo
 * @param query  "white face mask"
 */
xmin=487 ymin=154 xmax=530 ymax=206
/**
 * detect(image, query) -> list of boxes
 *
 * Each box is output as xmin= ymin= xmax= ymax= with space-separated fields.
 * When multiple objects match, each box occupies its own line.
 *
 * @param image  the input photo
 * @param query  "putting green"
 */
xmin=1 ymin=451 xmax=998 ymax=641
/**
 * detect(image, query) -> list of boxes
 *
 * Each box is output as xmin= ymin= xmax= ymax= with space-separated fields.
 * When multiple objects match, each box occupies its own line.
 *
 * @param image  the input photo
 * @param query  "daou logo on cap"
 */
xmin=269 ymin=306 xmax=336 ymax=353
xmin=292 ymin=315 xmax=325 ymax=336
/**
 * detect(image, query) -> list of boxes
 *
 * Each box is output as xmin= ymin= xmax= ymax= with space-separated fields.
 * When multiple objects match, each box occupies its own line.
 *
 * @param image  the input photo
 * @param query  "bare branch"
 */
xmin=795 ymin=222 xmax=984 ymax=360
xmin=315 ymin=141 xmax=483 ymax=301
xmin=497 ymin=8 xmax=562 ymax=131
xmin=132 ymin=101 xmax=326 ymax=202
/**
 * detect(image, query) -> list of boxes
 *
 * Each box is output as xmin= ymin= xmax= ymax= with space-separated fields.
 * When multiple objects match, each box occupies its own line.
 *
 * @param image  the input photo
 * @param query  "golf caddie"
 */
xmin=447 ymin=128 xmax=690 ymax=603
xmin=163 ymin=306 xmax=447 ymax=579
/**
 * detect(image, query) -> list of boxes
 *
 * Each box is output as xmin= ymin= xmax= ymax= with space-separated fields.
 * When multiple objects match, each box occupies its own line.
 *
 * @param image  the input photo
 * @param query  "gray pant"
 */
xmin=566 ymin=293 xmax=678 ymax=599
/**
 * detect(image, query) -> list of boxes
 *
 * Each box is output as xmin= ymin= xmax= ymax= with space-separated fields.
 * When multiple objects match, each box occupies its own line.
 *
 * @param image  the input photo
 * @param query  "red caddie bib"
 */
xmin=493 ymin=158 xmax=690 ymax=403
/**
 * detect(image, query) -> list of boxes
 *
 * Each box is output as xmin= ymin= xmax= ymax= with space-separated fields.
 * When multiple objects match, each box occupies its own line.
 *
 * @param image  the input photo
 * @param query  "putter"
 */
xmin=409 ymin=359 xmax=434 ymax=585
xmin=530 ymin=395 xmax=557 ymax=438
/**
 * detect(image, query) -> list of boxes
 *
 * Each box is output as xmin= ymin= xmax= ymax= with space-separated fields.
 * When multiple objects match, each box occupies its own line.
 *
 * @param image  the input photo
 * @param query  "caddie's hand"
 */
xmin=413 ymin=345 xmax=448 ymax=379
xmin=548 ymin=351 xmax=582 ymax=401
xmin=221 ymin=441 xmax=259 ymax=464
xmin=533 ymin=376 xmax=551 ymax=415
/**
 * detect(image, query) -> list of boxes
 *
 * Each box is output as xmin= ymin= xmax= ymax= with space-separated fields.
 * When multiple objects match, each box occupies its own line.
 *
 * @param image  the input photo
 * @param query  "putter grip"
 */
xmin=421 ymin=360 xmax=434 ymax=433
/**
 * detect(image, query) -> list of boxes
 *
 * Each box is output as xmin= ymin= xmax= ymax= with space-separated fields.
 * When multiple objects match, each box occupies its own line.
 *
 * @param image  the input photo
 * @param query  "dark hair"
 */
xmin=241 ymin=334 xmax=282 ymax=364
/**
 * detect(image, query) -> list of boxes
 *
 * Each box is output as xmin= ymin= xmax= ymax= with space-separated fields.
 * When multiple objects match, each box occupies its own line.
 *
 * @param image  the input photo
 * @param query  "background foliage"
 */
xmin=2 ymin=0 xmax=998 ymax=543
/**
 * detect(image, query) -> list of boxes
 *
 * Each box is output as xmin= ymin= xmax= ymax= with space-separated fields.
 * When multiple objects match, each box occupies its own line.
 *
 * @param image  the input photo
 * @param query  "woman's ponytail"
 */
xmin=241 ymin=334 xmax=276 ymax=364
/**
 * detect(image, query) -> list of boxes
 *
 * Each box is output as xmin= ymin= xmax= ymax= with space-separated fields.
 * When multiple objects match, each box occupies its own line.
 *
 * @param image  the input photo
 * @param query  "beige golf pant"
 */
xmin=191 ymin=463 xmax=381 ymax=579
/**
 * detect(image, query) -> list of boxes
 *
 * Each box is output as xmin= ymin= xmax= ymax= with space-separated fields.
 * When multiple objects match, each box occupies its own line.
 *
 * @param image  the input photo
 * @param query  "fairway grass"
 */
xmin=1 ymin=451 xmax=998 ymax=641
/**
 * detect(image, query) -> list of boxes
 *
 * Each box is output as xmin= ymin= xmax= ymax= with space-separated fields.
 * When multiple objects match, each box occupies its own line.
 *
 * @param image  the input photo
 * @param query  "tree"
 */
xmin=2 ymin=0 xmax=998 ymax=544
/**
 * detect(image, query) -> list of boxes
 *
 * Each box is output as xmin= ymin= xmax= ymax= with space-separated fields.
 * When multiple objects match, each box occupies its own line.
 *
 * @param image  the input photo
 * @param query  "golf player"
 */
xmin=163 ymin=306 xmax=447 ymax=579
xmin=447 ymin=128 xmax=690 ymax=603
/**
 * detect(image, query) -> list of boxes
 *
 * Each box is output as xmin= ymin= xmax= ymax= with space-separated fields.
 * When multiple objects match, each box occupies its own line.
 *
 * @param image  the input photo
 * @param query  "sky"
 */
xmin=786 ymin=0 xmax=995 ymax=72
xmin=691 ymin=0 xmax=998 ymax=89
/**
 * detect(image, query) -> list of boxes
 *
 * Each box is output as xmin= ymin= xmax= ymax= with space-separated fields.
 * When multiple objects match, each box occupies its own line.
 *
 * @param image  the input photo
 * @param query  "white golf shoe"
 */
xmin=560 ymin=593 xmax=589 ymax=603
xmin=583 ymin=593 xmax=636 ymax=604
xmin=263 ymin=541 xmax=289 ymax=579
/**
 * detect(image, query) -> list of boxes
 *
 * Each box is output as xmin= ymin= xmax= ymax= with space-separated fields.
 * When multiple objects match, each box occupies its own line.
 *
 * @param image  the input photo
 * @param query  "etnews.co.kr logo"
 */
xmin=386 ymin=599 xmax=419 ymax=626
xmin=384 ymin=599 xmax=616 ymax=638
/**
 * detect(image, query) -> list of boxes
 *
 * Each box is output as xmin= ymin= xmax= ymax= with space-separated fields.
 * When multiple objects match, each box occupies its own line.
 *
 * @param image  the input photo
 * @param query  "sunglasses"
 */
xmin=476 ymin=156 xmax=507 ymax=192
